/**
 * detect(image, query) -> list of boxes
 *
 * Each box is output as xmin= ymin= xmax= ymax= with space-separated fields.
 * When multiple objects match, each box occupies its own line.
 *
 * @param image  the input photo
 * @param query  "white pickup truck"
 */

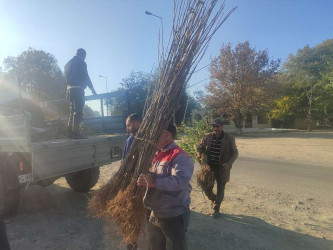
xmin=0 ymin=75 xmax=126 ymax=217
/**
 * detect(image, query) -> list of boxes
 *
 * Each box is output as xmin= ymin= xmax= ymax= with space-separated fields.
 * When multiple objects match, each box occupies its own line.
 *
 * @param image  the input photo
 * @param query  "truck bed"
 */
xmin=31 ymin=135 xmax=127 ymax=181
xmin=0 ymin=113 xmax=127 ymax=181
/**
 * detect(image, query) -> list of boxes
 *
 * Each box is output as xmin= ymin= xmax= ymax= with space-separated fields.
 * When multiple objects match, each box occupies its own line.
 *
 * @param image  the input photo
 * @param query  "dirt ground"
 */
xmin=5 ymin=131 xmax=333 ymax=250
xmin=236 ymin=131 xmax=333 ymax=167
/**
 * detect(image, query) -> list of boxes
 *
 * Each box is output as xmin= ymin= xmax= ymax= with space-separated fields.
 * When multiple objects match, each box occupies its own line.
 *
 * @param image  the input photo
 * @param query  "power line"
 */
xmin=187 ymin=77 xmax=210 ymax=88
xmin=189 ymin=63 xmax=211 ymax=74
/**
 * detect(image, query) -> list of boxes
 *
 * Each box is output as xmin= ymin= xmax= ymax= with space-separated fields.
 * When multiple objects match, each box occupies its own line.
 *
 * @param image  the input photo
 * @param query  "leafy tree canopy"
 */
xmin=272 ymin=39 xmax=333 ymax=129
xmin=106 ymin=71 xmax=155 ymax=118
xmin=3 ymin=47 xmax=65 ymax=101
xmin=110 ymin=71 xmax=201 ymax=124
xmin=175 ymin=90 xmax=202 ymax=125
xmin=178 ymin=116 xmax=212 ymax=160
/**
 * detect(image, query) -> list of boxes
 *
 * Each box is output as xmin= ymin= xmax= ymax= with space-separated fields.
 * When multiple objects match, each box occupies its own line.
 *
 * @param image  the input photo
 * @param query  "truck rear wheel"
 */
xmin=65 ymin=167 xmax=100 ymax=192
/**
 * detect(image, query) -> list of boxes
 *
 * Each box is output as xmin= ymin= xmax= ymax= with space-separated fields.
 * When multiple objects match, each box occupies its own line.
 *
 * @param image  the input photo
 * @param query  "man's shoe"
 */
xmin=212 ymin=211 xmax=220 ymax=219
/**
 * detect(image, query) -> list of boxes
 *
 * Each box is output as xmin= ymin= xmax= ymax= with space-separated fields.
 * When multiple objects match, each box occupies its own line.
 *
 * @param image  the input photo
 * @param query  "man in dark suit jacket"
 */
xmin=196 ymin=118 xmax=238 ymax=218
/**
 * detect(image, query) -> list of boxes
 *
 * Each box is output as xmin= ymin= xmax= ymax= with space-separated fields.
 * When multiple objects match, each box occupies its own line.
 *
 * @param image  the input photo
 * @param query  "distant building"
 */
xmin=191 ymin=109 xmax=272 ymax=132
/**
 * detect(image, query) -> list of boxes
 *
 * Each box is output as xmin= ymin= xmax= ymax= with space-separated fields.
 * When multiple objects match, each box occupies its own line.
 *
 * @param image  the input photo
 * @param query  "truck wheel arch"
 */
xmin=65 ymin=167 xmax=100 ymax=192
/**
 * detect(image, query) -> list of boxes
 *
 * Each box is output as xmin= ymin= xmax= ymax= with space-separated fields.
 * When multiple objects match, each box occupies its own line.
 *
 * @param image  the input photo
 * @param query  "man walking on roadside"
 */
xmin=196 ymin=118 xmax=238 ymax=218
xmin=64 ymin=48 xmax=97 ymax=139
xmin=137 ymin=124 xmax=194 ymax=250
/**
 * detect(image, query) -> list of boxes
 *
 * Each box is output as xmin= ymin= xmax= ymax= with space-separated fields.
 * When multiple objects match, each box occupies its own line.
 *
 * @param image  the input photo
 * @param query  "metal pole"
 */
xmin=99 ymin=75 xmax=109 ymax=116
xmin=145 ymin=11 xmax=164 ymax=61
xmin=99 ymin=75 xmax=108 ymax=93
xmin=100 ymin=98 xmax=105 ymax=133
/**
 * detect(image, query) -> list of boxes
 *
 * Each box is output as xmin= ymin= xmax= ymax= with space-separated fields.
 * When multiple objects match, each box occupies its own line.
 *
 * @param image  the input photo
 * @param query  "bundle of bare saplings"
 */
xmin=89 ymin=0 xmax=236 ymax=246
xmin=197 ymin=164 xmax=215 ymax=191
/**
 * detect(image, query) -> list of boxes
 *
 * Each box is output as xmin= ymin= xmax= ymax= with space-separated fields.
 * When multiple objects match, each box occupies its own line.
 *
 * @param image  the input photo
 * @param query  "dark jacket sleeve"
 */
xmin=226 ymin=135 xmax=238 ymax=166
xmin=196 ymin=134 xmax=208 ymax=155
xmin=83 ymin=62 xmax=94 ymax=91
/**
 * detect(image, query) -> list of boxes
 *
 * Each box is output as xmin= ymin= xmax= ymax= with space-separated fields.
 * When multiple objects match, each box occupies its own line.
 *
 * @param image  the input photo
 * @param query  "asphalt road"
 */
xmin=231 ymin=156 xmax=333 ymax=203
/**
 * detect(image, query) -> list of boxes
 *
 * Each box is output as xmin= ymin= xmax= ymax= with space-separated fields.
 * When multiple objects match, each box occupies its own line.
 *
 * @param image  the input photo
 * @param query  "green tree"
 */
xmin=83 ymin=105 xmax=100 ymax=118
xmin=113 ymin=71 xmax=156 ymax=117
xmin=316 ymin=70 xmax=333 ymax=125
xmin=108 ymin=71 xmax=201 ymax=123
xmin=272 ymin=39 xmax=333 ymax=130
xmin=3 ymin=48 xmax=65 ymax=101
xmin=269 ymin=96 xmax=300 ymax=127
xmin=206 ymin=41 xmax=280 ymax=133
xmin=178 ymin=116 xmax=212 ymax=160
xmin=175 ymin=91 xmax=202 ymax=125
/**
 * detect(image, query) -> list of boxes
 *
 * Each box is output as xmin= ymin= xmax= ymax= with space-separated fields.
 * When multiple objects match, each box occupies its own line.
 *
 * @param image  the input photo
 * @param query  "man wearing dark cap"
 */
xmin=64 ymin=48 xmax=97 ymax=139
xmin=196 ymin=118 xmax=238 ymax=218
xmin=137 ymin=124 xmax=194 ymax=250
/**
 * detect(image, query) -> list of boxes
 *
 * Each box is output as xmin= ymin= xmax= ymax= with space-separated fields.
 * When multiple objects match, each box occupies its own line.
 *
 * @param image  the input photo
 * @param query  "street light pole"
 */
xmin=98 ymin=75 xmax=108 ymax=93
xmin=145 ymin=11 xmax=162 ymax=21
xmin=99 ymin=75 xmax=109 ymax=116
xmin=145 ymin=10 xmax=164 ymax=60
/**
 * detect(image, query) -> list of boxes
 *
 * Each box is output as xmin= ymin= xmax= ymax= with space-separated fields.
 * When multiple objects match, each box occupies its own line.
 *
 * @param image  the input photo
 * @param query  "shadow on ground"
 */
xmin=188 ymin=212 xmax=333 ymax=250
xmin=5 ymin=184 xmax=333 ymax=250
xmin=6 ymin=184 xmax=113 ymax=250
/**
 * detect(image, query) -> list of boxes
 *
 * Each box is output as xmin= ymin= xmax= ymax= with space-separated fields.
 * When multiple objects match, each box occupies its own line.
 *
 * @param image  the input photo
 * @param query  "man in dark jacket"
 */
xmin=64 ymin=48 xmax=97 ymax=139
xmin=196 ymin=118 xmax=238 ymax=218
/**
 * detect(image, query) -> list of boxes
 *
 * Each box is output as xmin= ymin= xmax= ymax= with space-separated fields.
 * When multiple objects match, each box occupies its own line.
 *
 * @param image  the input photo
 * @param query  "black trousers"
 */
xmin=147 ymin=210 xmax=190 ymax=250
xmin=0 ymin=220 xmax=10 ymax=250
xmin=66 ymin=87 xmax=85 ymax=134
xmin=204 ymin=170 xmax=227 ymax=212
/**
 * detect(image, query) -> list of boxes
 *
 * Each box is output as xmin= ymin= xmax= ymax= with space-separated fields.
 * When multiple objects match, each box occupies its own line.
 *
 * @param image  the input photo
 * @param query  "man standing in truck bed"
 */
xmin=64 ymin=48 xmax=97 ymax=139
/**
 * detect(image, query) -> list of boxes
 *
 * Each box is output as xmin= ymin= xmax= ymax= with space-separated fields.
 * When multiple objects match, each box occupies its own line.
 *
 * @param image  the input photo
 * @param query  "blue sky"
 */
xmin=1 ymin=0 xmax=332 ymax=96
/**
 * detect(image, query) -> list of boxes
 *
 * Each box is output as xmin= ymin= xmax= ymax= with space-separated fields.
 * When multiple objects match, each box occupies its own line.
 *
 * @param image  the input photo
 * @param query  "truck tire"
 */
xmin=0 ymin=168 xmax=21 ymax=218
xmin=65 ymin=167 xmax=100 ymax=192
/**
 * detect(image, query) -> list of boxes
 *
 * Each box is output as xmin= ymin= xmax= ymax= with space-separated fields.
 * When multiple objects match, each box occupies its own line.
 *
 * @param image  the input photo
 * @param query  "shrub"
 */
xmin=178 ymin=117 xmax=212 ymax=160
